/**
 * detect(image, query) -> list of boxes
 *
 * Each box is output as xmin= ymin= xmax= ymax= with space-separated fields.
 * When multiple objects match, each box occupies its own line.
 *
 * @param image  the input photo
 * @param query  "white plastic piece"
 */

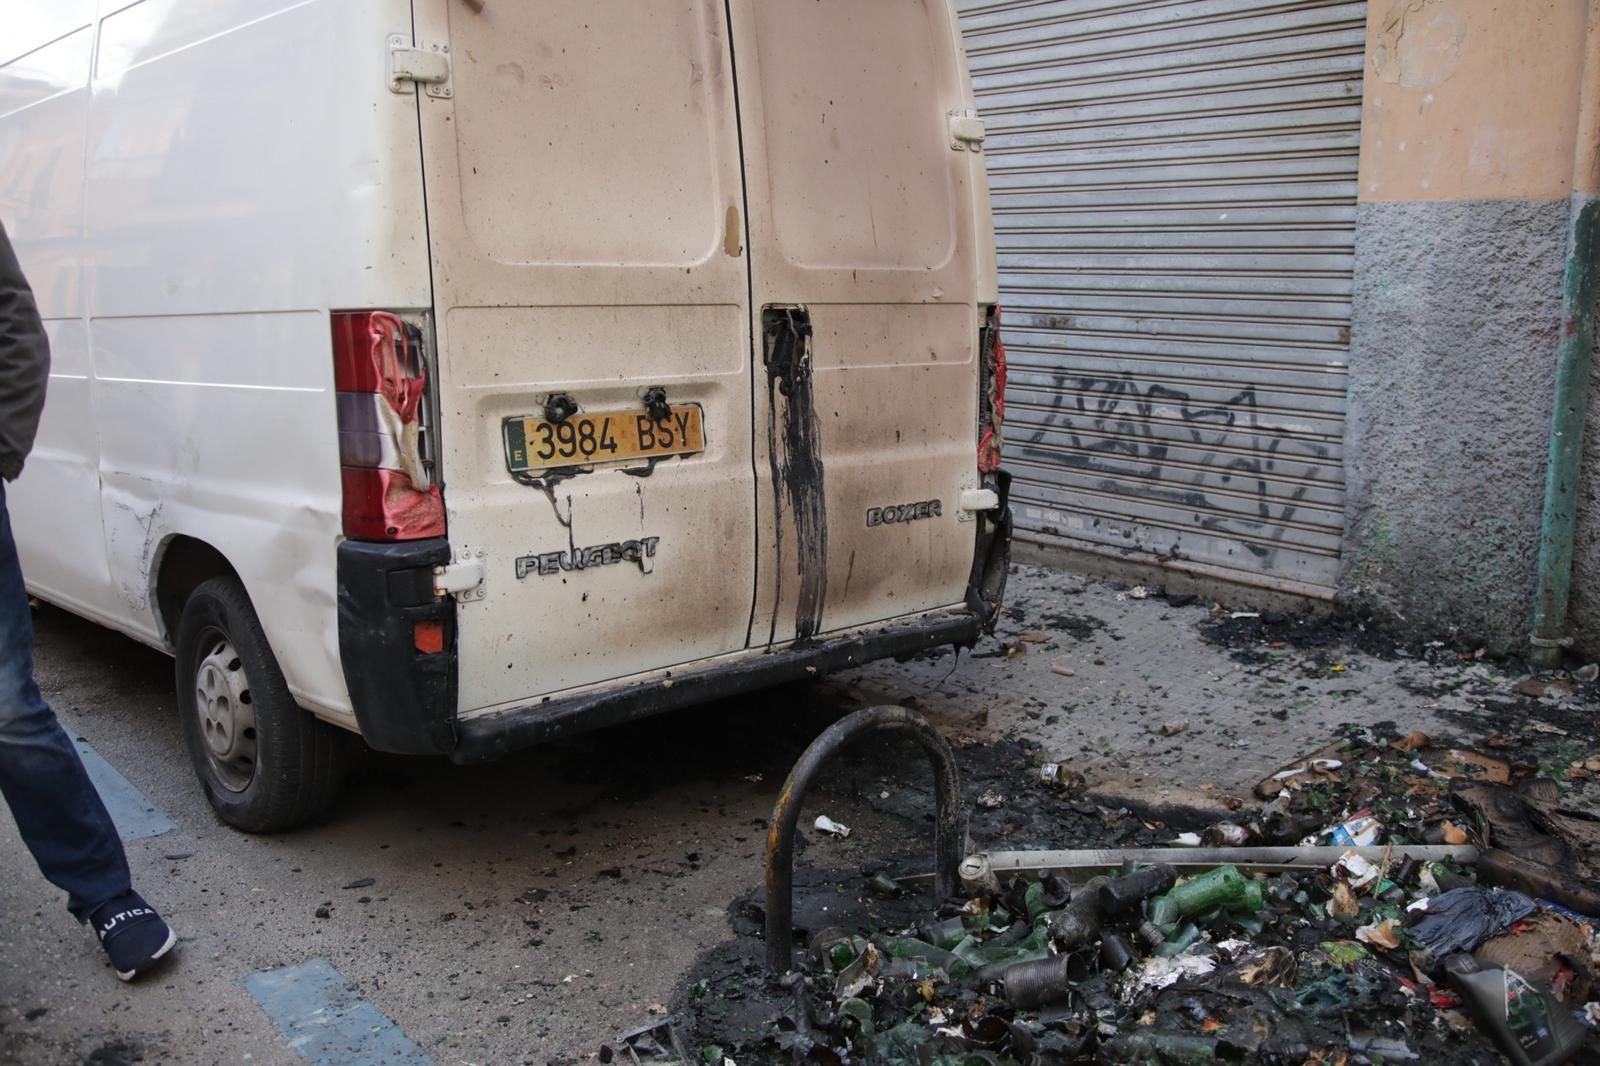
xmin=1333 ymin=851 xmax=1380 ymax=889
xmin=959 ymin=488 xmax=999 ymax=512
xmin=1125 ymin=955 xmax=1217 ymax=999
xmin=813 ymin=814 xmax=851 ymax=839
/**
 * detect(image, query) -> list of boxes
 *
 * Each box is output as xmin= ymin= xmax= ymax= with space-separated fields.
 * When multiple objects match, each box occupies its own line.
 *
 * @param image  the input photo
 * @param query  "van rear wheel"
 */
xmin=175 ymin=576 xmax=345 ymax=832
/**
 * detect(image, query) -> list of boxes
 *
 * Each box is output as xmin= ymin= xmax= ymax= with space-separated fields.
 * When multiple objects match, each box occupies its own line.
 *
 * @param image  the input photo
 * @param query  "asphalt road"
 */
xmin=0 ymin=566 xmax=1496 ymax=1064
xmin=1 ymin=600 xmax=917 ymax=1065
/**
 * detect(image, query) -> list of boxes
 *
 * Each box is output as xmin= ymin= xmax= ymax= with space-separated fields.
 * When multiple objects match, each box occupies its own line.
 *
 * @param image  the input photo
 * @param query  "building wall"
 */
xmin=1561 ymin=10 xmax=1600 ymax=656
xmin=1342 ymin=0 xmax=1597 ymax=651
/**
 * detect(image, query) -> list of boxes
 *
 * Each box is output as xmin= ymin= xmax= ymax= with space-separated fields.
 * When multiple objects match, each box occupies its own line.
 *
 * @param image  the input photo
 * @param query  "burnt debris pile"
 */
xmin=663 ymin=715 xmax=1600 ymax=1064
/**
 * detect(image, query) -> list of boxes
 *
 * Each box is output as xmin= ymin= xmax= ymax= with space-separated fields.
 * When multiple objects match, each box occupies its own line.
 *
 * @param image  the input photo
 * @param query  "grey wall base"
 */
xmin=1342 ymin=198 xmax=1567 ymax=653
xmin=1013 ymin=534 xmax=1339 ymax=618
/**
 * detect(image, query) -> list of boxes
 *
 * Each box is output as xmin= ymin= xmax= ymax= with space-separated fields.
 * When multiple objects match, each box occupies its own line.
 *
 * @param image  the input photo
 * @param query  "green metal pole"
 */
xmin=1531 ymin=197 xmax=1600 ymax=667
xmin=1530 ymin=2 xmax=1600 ymax=668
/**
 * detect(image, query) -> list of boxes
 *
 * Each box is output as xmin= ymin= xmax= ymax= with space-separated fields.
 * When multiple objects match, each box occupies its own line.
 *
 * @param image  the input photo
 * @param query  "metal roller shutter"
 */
xmin=958 ymin=0 xmax=1364 ymax=594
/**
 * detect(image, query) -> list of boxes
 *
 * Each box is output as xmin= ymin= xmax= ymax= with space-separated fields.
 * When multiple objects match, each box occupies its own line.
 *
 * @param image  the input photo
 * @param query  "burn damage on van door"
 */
xmin=763 ymin=307 xmax=828 ymax=641
xmin=511 ymin=466 xmax=581 ymax=554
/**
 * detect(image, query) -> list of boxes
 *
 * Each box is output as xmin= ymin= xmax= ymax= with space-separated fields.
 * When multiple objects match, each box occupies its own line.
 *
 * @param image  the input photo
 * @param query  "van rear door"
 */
xmin=727 ymin=0 xmax=987 ymax=646
xmin=409 ymin=1 xmax=756 ymax=715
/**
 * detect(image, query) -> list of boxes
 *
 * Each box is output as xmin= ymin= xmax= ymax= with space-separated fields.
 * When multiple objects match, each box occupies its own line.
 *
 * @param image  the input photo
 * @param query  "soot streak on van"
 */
xmin=763 ymin=308 xmax=828 ymax=643
xmin=512 ymin=467 xmax=581 ymax=557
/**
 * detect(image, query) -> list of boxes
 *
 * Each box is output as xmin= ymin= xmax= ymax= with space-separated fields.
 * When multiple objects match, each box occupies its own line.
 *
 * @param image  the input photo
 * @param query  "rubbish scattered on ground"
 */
xmin=608 ymin=1018 xmax=692 ymax=1064
xmin=813 ymin=815 xmax=851 ymax=839
xmin=1328 ymin=809 xmax=1383 ymax=847
xmin=1356 ymin=916 xmax=1402 ymax=950
xmin=1444 ymin=954 xmax=1590 ymax=1066
xmin=1202 ymin=821 xmax=1251 ymax=846
xmin=1049 ymin=662 xmax=1075 ymax=678
xmin=1332 ymin=850 xmax=1380 ymax=890
xmin=673 ymin=683 xmax=1600 ymax=1063
xmin=1124 ymin=953 xmax=1216 ymax=995
xmin=1519 ymin=676 xmax=1578 ymax=699
xmin=1475 ymin=910 xmax=1595 ymax=1006
xmin=959 ymin=854 xmax=1002 ymax=899
xmin=1038 ymin=762 xmax=1078 ymax=789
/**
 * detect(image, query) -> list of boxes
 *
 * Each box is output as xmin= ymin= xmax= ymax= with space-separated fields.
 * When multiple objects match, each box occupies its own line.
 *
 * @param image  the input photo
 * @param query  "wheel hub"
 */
xmin=194 ymin=635 xmax=256 ymax=792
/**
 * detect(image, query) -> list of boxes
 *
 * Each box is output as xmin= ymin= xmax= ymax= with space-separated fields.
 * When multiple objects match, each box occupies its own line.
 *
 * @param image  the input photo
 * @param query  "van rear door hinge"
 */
xmin=948 ymin=109 xmax=985 ymax=151
xmin=434 ymin=556 xmax=484 ymax=601
xmin=389 ymin=35 xmax=452 ymax=98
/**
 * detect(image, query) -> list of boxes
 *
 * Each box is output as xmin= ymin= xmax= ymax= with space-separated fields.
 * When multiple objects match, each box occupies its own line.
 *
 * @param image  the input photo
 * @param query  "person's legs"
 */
xmin=0 ymin=482 xmax=173 ymax=979
xmin=0 ymin=481 xmax=129 ymax=918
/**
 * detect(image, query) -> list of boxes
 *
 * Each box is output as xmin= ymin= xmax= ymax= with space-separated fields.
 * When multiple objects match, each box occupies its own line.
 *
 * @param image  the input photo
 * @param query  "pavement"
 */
xmin=0 ymin=564 xmax=1584 ymax=1065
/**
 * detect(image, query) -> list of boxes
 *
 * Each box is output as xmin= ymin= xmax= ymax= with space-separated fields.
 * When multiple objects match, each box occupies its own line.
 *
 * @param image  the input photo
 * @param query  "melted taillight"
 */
xmin=978 ymin=305 xmax=1006 ymax=473
xmin=332 ymin=311 xmax=445 ymax=540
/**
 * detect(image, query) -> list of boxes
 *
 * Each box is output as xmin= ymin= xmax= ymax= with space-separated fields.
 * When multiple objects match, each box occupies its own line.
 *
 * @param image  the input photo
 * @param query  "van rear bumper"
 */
xmin=449 ymin=608 xmax=984 ymax=764
xmin=337 ymin=538 xmax=459 ymax=756
xmin=338 ymin=467 xmax=1012 ymax=761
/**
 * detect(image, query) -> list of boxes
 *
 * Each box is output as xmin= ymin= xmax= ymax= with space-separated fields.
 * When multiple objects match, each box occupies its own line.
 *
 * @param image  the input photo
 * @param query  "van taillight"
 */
xmin=978 ymin=305 xmax=1006 ymax=473
xmin=332 ymin=311 xmax=446 ymax=541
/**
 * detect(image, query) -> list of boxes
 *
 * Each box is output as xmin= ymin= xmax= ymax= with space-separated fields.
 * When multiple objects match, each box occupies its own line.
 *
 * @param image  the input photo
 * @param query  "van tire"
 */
xmin=175 ymin=576 xmax=345 ymax=832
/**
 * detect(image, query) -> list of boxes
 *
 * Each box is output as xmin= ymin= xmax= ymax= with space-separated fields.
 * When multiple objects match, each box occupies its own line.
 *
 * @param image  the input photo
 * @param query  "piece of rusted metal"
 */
xmin=764 ymin=705 xmax=963 ymax=973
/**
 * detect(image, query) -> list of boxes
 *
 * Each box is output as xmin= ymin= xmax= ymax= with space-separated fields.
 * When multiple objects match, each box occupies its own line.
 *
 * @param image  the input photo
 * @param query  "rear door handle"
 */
xmin=762 ymin=306 xmax=812 ymax=398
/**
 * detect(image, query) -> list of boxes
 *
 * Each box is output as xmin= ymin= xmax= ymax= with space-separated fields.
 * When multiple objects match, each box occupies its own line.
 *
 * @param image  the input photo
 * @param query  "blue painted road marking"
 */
xmin=245 ymin=959 xmax=434 ymax=1065
xmin=73 ymin=736 xmax=177 ymax=842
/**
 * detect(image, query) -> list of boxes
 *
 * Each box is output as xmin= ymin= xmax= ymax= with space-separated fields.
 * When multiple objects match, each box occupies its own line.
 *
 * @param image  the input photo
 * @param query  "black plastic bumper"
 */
xmin=337 ymin=538 xmax=458 ymax=755
xmin=450 ymin=608 xmax=984 ymax=764
xmin=966 ymin=468 xmax=1013 ymax=632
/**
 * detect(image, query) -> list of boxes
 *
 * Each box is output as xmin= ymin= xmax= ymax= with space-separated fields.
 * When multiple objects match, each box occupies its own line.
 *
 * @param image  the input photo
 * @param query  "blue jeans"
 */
xmin=0 ymin=481 xmax=129 ymax=920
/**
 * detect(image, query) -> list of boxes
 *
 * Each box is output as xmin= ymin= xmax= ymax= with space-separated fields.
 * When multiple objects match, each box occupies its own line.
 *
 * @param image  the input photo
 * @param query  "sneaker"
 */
xmin=89 ymin=891 xmax=177 ymax=981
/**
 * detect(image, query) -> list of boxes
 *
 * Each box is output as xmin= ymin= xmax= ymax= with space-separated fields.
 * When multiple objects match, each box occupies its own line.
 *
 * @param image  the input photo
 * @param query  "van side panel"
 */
xmin=50 ymin=0 xmax=426 ymax=721
xmin=1 ymin=14 xmax=117 ymax=619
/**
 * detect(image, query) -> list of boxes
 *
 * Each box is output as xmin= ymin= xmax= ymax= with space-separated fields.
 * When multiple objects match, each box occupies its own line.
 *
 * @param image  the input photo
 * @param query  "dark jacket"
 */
xmin=0 ymin=222 xmax=50 ymax=482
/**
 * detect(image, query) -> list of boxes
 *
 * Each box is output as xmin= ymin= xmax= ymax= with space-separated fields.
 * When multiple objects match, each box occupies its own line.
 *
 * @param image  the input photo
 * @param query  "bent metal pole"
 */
xmin=764 ymin=706 xmax=965 ymax=973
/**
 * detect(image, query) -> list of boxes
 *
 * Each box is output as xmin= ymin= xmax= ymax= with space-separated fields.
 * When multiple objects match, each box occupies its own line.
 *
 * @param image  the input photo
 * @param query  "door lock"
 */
xmin=762 ymin=307 xmax=812 ymax=398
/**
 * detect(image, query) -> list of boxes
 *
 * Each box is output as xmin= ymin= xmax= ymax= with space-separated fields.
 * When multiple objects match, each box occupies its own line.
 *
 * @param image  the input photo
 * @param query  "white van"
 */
xmin=1 ymin=0 xmax=1011 ymax=831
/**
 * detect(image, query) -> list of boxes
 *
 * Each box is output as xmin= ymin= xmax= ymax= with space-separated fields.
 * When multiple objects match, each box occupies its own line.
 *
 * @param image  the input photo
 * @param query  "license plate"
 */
xmin=503 ymin=405 xmax=705 ymax=473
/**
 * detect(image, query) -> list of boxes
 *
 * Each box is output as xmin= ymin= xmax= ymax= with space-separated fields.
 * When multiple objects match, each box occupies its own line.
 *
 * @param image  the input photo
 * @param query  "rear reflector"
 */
xmin=412 ymin=620 xmax=446 ymax=655
xmin=332 ymin=311 xmax=445 ymax=541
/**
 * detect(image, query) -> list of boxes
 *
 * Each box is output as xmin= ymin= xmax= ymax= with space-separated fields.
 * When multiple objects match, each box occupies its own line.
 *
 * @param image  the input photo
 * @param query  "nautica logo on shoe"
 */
xmin=98 ymin=907 xmax=154 ymax=940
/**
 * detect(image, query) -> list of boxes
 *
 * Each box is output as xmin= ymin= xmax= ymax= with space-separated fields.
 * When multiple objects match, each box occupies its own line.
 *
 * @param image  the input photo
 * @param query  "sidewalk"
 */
xmin=848 ymin=564 xmax=1594 ymax=809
